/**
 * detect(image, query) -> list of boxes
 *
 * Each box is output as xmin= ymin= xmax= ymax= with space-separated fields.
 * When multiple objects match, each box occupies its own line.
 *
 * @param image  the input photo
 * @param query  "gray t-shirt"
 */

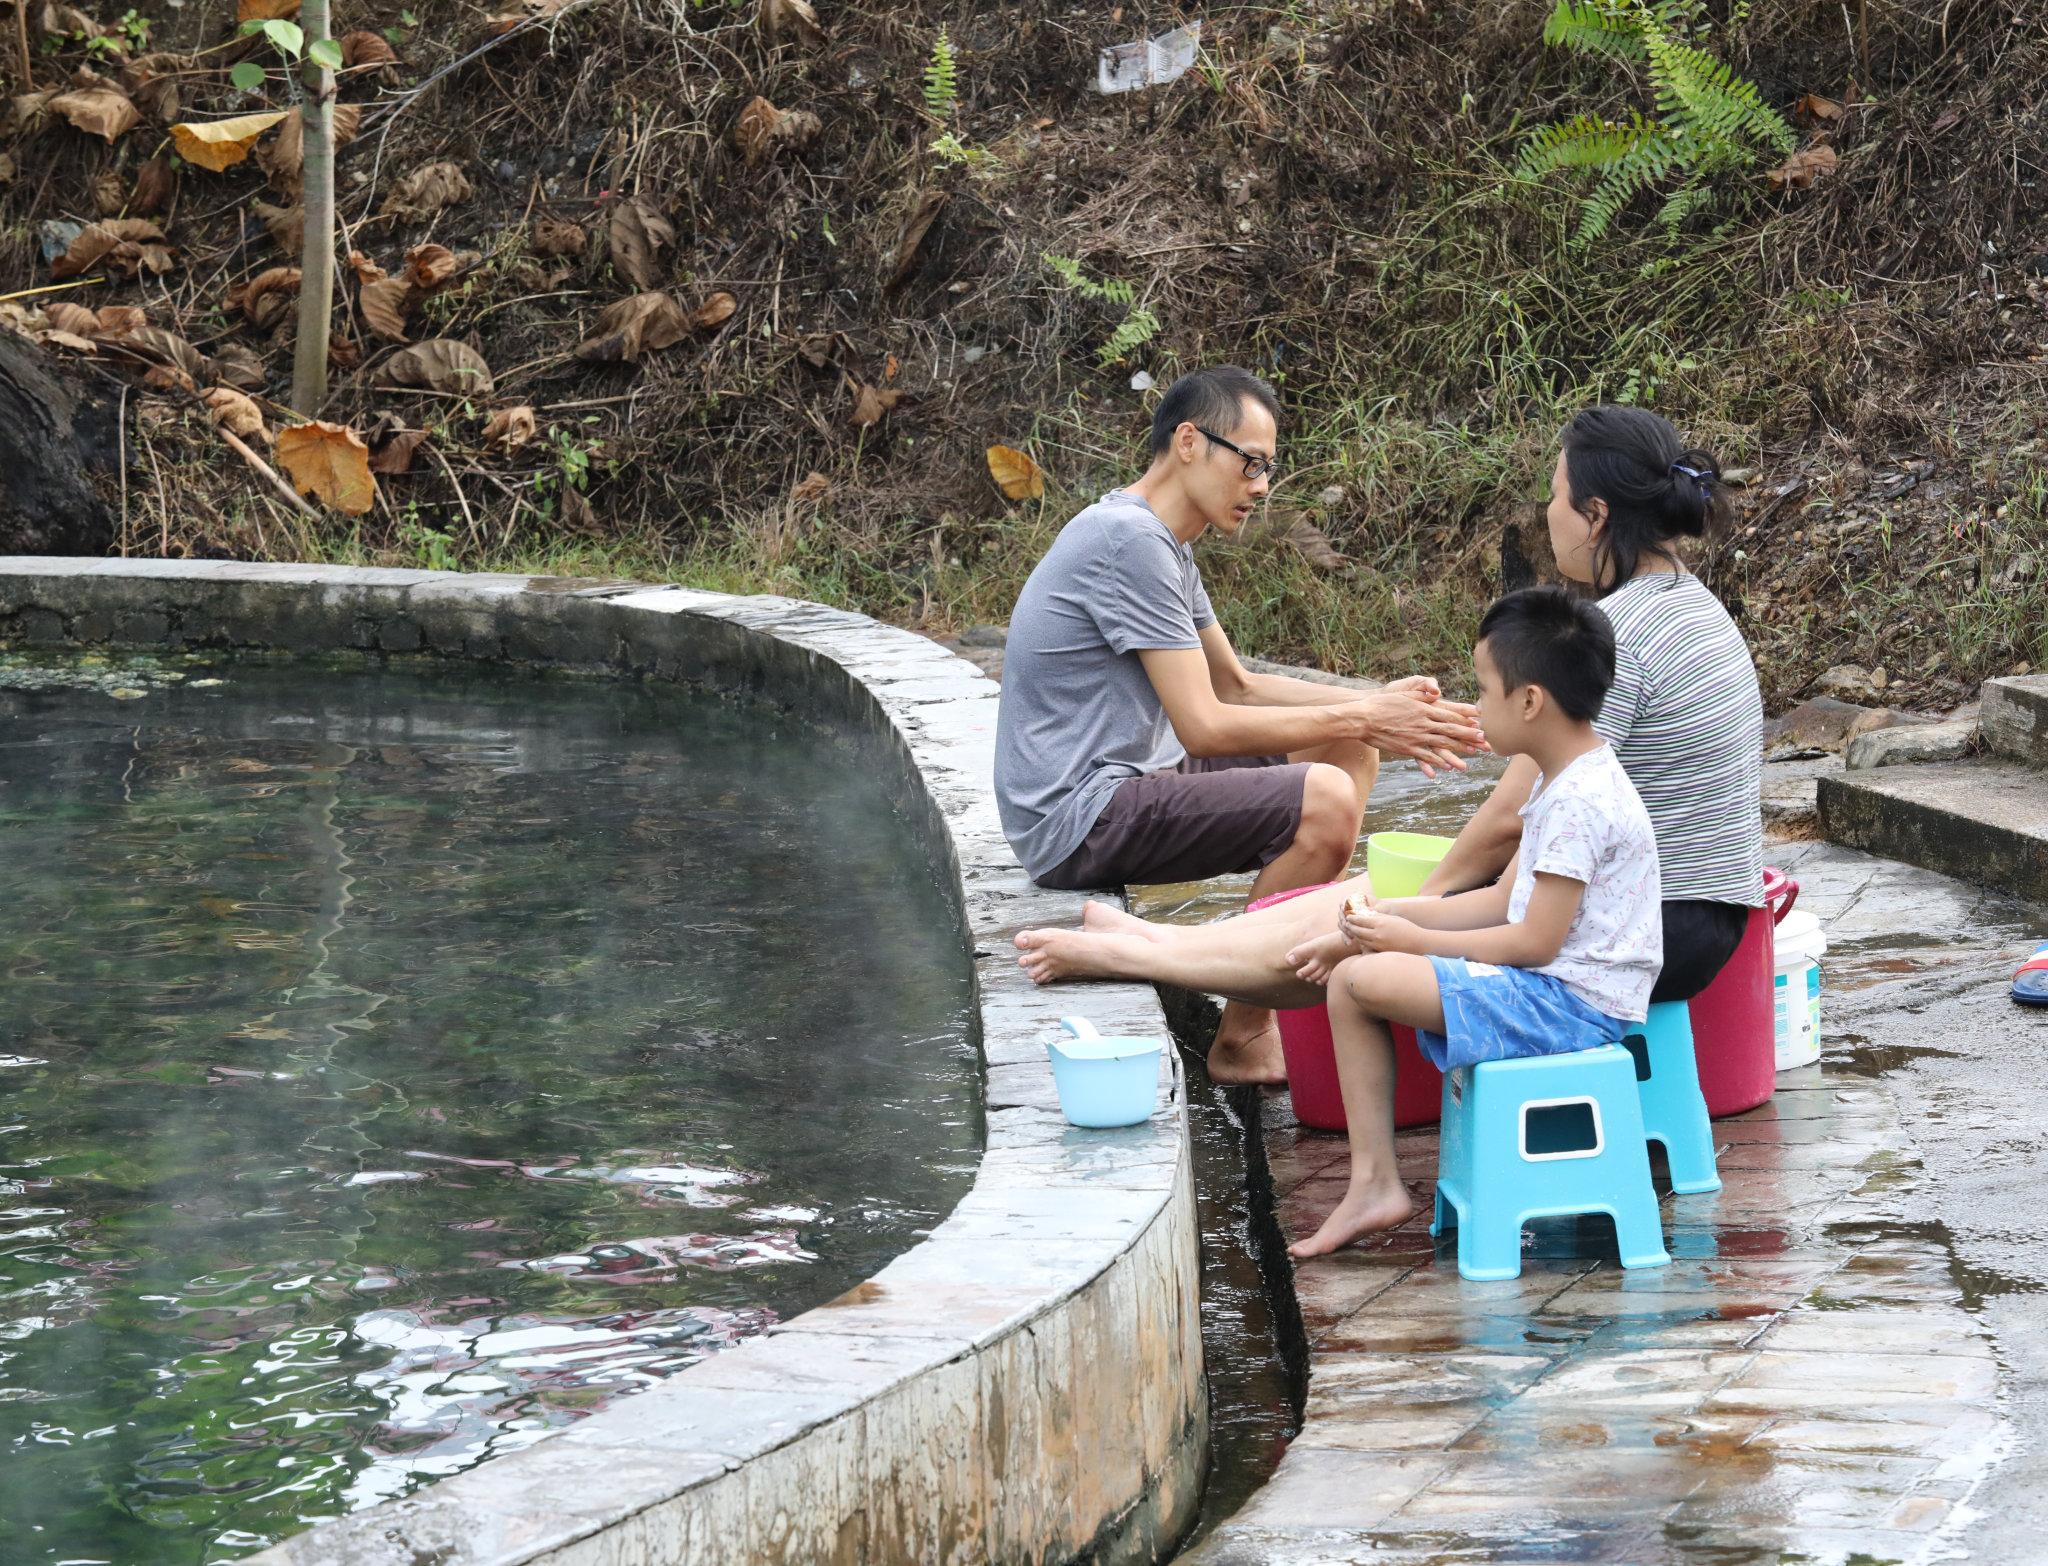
xmin=994 ymin=491 xmax=1216 ymax=879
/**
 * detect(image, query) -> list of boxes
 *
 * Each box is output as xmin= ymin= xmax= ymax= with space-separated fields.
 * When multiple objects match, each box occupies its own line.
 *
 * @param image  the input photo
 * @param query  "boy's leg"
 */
xmin=1288 ymin=952 xmax=1446 ymax=1260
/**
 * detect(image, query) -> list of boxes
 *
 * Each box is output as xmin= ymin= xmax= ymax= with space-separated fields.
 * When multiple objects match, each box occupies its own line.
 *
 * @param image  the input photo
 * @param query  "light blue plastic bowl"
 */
xmin=1046 ymin=1017 xmax=1163 ymax=1128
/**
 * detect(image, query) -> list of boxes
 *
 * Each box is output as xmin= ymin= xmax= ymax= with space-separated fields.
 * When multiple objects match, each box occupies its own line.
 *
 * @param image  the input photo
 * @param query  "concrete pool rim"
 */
xmin=0 ymin=558 xmax=1207 ymax=1566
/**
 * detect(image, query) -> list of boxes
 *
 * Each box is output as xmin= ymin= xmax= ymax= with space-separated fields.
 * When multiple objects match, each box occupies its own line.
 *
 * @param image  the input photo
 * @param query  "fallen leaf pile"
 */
xmin=378 ymin=160 xmax=473 ymax=224
xmin=51 ymin=218 xmax=176 ymax=279
xmin=374 ymin=338 xmax=496 ymax=395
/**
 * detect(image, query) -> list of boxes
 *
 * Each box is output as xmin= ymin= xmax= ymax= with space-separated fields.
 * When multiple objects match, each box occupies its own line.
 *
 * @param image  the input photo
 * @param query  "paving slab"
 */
xmin=1143 ymin=836 xmax=2024 ymax=1565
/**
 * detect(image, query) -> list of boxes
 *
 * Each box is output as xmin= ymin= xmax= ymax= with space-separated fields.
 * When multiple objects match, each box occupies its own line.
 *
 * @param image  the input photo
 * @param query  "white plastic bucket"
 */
xmin=1772 ymin=909 xmax=1826 ymax=1070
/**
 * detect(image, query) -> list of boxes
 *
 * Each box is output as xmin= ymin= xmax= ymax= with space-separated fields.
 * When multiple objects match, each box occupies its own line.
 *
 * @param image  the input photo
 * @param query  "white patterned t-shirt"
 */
xmin=1507 ymin=744 xmax=1663 ymax=1022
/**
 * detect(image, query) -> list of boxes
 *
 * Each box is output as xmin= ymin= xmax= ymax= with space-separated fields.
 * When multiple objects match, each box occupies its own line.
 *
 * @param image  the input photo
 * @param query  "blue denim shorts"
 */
xmin=1416 ymin=956 xmax=1626 ymax=1073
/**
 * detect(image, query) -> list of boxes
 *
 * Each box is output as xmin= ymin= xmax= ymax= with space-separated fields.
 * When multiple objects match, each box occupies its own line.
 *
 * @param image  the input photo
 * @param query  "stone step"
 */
xmin=1819 ymin=758 xmax=2048 ymax=902
xmin=1983 ymin=672 xmax=2048 ymax=768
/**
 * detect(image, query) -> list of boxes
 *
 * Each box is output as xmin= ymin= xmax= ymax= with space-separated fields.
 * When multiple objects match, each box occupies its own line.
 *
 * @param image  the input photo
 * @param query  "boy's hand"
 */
xmin=1285 ymin=928 xmax=1359 ymax=986
xmin=1342 ymin=905 xmax=1427 ymax=956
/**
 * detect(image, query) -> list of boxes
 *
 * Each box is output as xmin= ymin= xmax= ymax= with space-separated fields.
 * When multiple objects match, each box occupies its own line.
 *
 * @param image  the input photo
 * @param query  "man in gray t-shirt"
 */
xmin=994 ymin=366 xmax=1484 ymax=1084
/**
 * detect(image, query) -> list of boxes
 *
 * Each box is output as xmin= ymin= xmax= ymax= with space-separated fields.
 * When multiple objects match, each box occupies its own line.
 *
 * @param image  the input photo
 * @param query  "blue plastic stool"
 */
xmin=1618 ymin=1001 xmax=1722 ymax=1194
xmin=1431 ymin=1044 xmax=1671 ymax=1280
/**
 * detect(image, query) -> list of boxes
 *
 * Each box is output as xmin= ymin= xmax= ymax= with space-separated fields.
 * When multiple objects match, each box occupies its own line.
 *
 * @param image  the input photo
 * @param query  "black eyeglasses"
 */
xmin=1195 ymin=427 xmax=1280 ymax=481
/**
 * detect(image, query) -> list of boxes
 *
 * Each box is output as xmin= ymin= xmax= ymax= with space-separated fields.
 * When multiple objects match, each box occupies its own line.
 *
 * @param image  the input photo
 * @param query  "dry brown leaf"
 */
xmin=482 ymin=404 xmax=536 ymax=451
xmin=574 ymin=291 xmax=690 ymax=363
xmin=131 ymin=155 xmax=175 ymax=215
xmin=46 ymin=302 xmax=99 ymax=335
xmin=733 ymin=96 xmax=782 ymax=165
xmin=689 ymin=291 xmax=738 ymax=331
xmin=1768 ymin=142 xmax=1839 ymax=191
xmin=256 ymin=105 xmax=357 ymax=197
xmin=365 ymin=417 xmax=428 ymax=474
xmin=379 ymin=161 xmax=472 ymax=224
xmin=204 ymin=386 xmax=268 ymax=442
xmin=237 ymin=0 xmax=299 ymax=19
xmin=171 ymin=111 xmax=289 ymax=172
xmin=349 ymin=250 xmax=388 ymax=284
xmin=39 ymin=329 xmax=100 ymax=354
xmin=94 ymin=304 xmax=147 ymax=336
xmin=790 ymin=471 xmax=832 ymax=503
xmin=252 ymin=199 xmax=302 ymax=255
xmin=531 ymin=217 xmax=587 ymax=258
xmin=1283 ymin=516 xmax=1351 ymax=572
xmin=36 ymin=2 xmax=97 ymax=41
xmin=49 ymin=86 xmax=139 ymax=143
xmin=1795 ymin=92 xmax=1843 ymax=122
xmin=886 ymin=189 xmax=947 ymax=291
xmin=986 ymin=444 xmax=1044 ymax=501
xmin=228 ymin=265 xmax=301 ymax=329
xmin=608 ymin=196 xmax=673 ymax=290
xmin=5 ymin=91 xmax=54 ymax=137
xmin=848 ymin=380 xmax=903 ymax=428
xmin=402 ymin=242 xmax=459 ymax=291
xmin=119 ymin=325 xmax=207 ymax=384
xmin=275 ymin=421 xmax=377 ymax=513
xmin=209 ymin=342 xmax=268 ymax=391
xmin=374 ymin=338 xmax=495 ymax=395
xmin=358 ymin=276 xmax=418 ymax=341
xmin=327 ymin=339 xmax=362 ymax=371
xmin=767 ymin=108 xmax=821 ymax=159
xmin=142 ymin=363 xmax=197 ymax=393
xmin=758 ymin=0 xmax=825 ymax=45
xmin=93 ymin=169 xmax=127 ymax=216
xmin=51 ymin=218 xmax=175 ymax=280
xmin=795 ymin=331 xmax=850 ymax=369
xmin=884 ymin=353 xmax=899 ymax=382
xmin=341 ymin=30 xmax=399 ymax=67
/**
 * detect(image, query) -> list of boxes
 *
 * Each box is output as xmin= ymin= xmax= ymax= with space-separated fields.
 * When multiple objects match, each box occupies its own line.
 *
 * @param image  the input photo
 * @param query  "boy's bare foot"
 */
xmin=1015 ymin=928 xmax=1142 ymax=984
xmin=1080 ymin=901 xmax=1166 ymax=941
xmin=1287 ymin=1180 xmax=1416 ymax=1259
xmin=1206 ymin=1007 xmax=1287 ymax=1085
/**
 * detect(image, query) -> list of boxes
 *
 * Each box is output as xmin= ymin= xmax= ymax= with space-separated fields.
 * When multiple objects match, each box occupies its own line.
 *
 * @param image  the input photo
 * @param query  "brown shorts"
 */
xmin=1037 ymin=754 xmax=1312 ymax=891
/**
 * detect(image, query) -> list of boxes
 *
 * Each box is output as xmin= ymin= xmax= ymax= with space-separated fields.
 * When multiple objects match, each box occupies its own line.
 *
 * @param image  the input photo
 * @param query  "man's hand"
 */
xmin=1338 ymin=691 xmax=1486 ymax=778
xmin=1340 ymin=904 xmax=1429 ymax=956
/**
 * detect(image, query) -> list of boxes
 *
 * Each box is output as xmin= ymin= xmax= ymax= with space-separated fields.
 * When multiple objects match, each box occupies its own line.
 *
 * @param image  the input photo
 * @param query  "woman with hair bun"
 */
xmin=1011 ymin=406 xmax=1763 ymax=1031
xmin=1421 ymin=404 xmax=1763 ymax=1001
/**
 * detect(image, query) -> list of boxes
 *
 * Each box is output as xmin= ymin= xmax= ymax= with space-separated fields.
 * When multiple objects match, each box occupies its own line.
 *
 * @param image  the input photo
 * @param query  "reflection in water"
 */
xmin=0 ymin=653 xmax=980 ymax=1563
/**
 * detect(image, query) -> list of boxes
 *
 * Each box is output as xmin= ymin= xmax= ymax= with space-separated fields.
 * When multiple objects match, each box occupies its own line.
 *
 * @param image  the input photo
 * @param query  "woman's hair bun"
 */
xmin=1560 ymin=407 xmax=1729 ymax=590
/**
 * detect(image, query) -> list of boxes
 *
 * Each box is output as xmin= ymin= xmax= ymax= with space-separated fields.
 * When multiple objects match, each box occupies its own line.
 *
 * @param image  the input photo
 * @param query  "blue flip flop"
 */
xmin=2016 ymin=944 xmax=2048 ymax=1007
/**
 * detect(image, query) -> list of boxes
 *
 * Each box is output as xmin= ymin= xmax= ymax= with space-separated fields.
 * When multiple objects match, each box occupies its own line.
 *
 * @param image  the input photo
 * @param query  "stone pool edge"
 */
xmin=0 ymin=558 xmax=1207 ymax=1566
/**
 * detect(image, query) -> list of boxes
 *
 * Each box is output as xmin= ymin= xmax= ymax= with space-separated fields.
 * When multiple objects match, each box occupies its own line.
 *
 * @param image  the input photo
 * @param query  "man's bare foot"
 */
xmin=1080 ymin=901 xmax=1166 ymax=940
xmin=1288 ymin=1181 xmax=1416 ymax=1259
xmin=1015 ymin=927 xmax=1144 ymax=985
xmin=1207 ymin=1014 xmax=1287 ymax=1086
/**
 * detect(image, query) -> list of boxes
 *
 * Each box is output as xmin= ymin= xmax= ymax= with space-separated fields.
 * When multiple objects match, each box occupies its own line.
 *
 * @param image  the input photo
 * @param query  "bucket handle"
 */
xmin=1763 ymin=867 xmax=1799 ymax=925
xmin=1059 ymin=1017 xmax=1101 ymax=1041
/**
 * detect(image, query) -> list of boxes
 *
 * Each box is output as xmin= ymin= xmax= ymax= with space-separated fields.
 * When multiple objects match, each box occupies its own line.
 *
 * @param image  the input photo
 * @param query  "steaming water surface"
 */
xmin=0 ymin=653 xmax=980 ymax=1563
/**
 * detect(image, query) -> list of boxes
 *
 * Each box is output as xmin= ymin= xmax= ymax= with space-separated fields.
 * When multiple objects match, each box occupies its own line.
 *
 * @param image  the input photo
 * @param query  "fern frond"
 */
xmin=1542 ymin=0 xmax=1645 ymax=58
xmin=923 ymin=27 xmax=958 ymax=119
xmin=1098 ymin=308 xmax=1160 ymax=366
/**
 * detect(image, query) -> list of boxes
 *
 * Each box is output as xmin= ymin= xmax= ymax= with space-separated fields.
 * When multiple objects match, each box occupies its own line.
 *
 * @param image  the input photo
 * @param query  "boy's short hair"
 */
xmin=1477 ymin=587 xmax=1616 ymax=722
xmin=1149 ymin=366 xmax=1281 ymax=455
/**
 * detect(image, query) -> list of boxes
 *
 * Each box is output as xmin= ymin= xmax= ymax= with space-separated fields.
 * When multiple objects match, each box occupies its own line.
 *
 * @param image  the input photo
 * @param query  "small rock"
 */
xmin=1763 ymin=696 xmax=1880 ymax=753
xmin=1318 ymin=485 xmax=1346 ymax=507
xmin=1816 ymin=663 xmax=1886 ymax=703
xmin=1845 ymin=717 xmax=1979 ymax=770
xmin=957 ymin=623 xmax=1008 ymax=649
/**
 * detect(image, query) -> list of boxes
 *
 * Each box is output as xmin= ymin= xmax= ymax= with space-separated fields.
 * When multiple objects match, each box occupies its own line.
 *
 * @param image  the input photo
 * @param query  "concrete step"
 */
xmin=1819 ymin=758 xmax=2048 ymax=902
xmin=1984 ymin=672 xmax=2048 ymax=767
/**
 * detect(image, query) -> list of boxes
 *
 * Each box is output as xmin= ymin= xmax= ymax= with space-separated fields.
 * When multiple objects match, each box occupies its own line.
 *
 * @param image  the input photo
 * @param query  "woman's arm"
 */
xmin=1345 ymin=872 xmax=1585 ymax=967
xmin=1419 ymin=753 xmax=1541 ymax=894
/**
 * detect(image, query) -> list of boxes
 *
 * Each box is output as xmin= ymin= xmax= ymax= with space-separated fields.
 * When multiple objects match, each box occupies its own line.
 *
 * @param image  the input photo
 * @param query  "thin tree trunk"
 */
xmin=290 ymin=0 xmax=336 ymax=416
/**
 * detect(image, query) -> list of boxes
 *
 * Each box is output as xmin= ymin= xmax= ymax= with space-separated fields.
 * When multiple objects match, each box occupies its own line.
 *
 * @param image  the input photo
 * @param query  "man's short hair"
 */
xmin=1149 ymin=366 xmax=1282 ymax=456
xmin=1476 ymin=587 xmax=1616 ymax=722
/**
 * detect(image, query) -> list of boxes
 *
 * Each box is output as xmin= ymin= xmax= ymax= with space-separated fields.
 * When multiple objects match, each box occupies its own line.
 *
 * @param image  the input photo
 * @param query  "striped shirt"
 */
xmin=1593 ymin=571 xmax=1764 ymax=907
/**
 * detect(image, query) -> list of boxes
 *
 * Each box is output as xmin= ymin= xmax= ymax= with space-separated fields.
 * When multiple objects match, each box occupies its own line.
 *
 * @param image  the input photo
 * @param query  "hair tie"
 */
xmin=1670 ymin=461 xmax=1712 ymax=495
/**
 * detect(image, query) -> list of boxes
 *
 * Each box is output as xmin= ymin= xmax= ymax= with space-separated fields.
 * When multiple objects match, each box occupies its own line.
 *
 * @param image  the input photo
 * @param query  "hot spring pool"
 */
xmin=0 ymin=652 xmax=981 ymax=1563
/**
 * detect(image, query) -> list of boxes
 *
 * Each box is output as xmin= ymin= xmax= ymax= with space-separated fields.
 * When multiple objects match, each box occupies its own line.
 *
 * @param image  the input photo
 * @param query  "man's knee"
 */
xmin=1296 ymin=763 xmax=1361 ymax=851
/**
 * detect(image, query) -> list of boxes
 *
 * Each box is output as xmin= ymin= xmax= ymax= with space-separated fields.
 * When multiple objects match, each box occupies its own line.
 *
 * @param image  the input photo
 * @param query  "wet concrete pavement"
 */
xmin=1129 ymin=799 xmax=2048 ymax=1564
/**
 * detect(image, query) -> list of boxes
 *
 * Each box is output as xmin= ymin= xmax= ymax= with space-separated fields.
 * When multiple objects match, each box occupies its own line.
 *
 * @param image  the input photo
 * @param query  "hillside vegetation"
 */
xmin=3 ymin=0 xmax=2044 ymax=709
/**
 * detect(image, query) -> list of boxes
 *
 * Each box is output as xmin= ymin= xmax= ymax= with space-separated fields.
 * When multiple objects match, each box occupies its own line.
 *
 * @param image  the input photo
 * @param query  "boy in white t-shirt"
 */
xmin=1284 ymin=586 xmax=1663 ymax=1258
